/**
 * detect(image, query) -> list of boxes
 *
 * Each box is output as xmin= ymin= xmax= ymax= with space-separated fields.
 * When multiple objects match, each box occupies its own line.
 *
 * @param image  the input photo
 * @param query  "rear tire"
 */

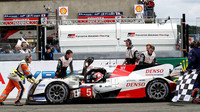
xmin=45 ymin=82 xmax=69 ymax=104
xmin=146 ymin=79 xmax=169 ymax=101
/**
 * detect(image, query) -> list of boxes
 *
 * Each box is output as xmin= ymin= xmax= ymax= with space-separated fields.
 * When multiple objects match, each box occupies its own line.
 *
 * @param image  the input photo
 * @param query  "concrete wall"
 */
xmin=0 ymin=0 xmax=138 ymax=20
xmin=0 ymin=51 xmax=182 ymax=61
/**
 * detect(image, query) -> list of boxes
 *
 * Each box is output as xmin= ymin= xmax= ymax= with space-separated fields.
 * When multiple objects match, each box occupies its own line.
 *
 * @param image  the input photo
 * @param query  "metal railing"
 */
xmin=60 ymin=18 xmax=146 ymax=25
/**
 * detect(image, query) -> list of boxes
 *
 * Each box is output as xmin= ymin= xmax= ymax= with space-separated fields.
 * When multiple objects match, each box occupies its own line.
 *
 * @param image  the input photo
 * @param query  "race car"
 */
xmin=26 ymin=57 xmax=178 ymax=104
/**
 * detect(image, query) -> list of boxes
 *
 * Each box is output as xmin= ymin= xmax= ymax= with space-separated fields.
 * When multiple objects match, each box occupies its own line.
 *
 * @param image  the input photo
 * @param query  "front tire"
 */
xmin=146 ymin=79 xmax=169 ymax=100
xmin=45 ymin=82 xmax=69 ymax=104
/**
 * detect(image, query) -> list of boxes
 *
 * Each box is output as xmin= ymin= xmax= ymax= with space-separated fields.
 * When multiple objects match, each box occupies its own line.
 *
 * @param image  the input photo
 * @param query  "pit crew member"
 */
xmin=0 ymin=54 xmax=38 ymax=106
xmin=139 ymin=45 xmax=156 ymax=65
xmin=55 ymin=50 xmax=73 ymax=78
xmin=122 ymin=39 xmax=140 ymax=65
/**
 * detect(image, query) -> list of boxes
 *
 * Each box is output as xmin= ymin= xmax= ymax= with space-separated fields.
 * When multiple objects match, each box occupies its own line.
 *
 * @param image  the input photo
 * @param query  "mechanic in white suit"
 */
xmin=55 ymin=50 xmax=73 ymax=78
xmin=19 ymin=41 xmax=31 ymax=53
xmin=122 ymin=39 xmax=140 ymax=65
xmin=139 ymin=45 xmax=157 ymax=65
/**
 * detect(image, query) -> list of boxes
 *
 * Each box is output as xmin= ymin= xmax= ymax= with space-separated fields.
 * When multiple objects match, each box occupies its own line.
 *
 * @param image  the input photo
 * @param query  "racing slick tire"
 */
xmin=45 ymin=82 xmax=69 ymax=104
xmin=146 ymin=79 xmax=169 ymax=101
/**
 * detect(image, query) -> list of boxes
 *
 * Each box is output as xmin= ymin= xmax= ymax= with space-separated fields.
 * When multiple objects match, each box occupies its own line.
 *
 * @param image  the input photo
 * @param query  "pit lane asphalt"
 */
xmin=1 ymin=99 xmax=200 ymax=112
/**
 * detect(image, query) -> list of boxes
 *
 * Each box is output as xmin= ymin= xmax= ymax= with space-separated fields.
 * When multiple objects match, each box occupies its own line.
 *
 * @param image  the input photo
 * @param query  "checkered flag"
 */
xmin=172 ymin=69 xmax=198 ymax=102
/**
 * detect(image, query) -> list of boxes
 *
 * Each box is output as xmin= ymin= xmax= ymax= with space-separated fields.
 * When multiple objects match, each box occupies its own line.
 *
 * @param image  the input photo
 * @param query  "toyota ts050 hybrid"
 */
xmin=26 ymin=57 xmax=180 ymax=104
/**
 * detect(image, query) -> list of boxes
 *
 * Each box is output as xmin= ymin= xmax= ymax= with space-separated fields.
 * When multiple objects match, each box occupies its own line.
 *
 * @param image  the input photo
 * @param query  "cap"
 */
xmin=124 ymin=38 xmax=131 ymax=42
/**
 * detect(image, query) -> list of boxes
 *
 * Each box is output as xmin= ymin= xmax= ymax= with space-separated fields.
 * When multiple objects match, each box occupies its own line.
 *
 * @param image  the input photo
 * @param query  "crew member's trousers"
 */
xmin=0 ymin=79 xmax=24 ymax=102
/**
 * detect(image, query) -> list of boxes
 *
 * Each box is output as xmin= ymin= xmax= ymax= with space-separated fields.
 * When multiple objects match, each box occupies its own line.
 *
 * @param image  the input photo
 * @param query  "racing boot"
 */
xmin=191 ymin=98 xmax=200 ymax=104
xmin=0 ymin=102 xmax=4 ymax=105
xmin=14 ymin=101 xmax=23 ymax=106
xmin=191 ymin=88 xmax=199 ymax=103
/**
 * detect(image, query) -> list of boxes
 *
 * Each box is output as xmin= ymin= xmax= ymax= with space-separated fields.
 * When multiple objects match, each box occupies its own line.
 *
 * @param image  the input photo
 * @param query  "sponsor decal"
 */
xmin=120 ymin=65 xmax=126 ymax=70
xmin=68 ymin=34 xmax=110 ymax=38
xmin=59 ymin=7 xmax=68 ymax=16
xmin=126 ymin=82 xmax=145 ymax=87
xmin=38 ymin=84 xmax=45 ymax=87
xmin=127 ymin=33 xmax=169 ymax=37
xmin=174 ymin=68 xmax=182 ymax=70
xmin=78 ymin=12 xmax=123 ymax=17
xmin=128 ymin=33 xmax=135 ymax=37
xmin=126 ymin=80 xmax=136 ymax=82
xmin=4 ymin=13 xmax=48 ymax=25
xmin=32 ymin=97 xmax=46 ymax=101
xmin=69 ymin=81 xmax=76 ymax=85
xmin=33 ymin=71 xmax=55 ymax=79
xmin=135 ymin=5 xmax=143 ymax=13
xmin=78 ymin=12 xmax=123 ymax=23
xmin=105 ymin=85 xmax=112 ymax=87
xmin=139 ymin=79 xmax=145 ymax=81
xmin=0 ymin=71 xmax=55 ymax=85
xmin=60 ymin=8 xmax=68 ymax=15
xmin=0 ymin=73 xmax=5 ymax=84
xmin=146 ymin=69 xmax=164 ymax=76
xmin=68 ymin=34 xmax=75 ymax=38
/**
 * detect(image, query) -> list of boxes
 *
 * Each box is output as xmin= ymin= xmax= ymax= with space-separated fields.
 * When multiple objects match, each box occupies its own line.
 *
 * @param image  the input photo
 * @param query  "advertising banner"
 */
xmin=134 ymin=4 xmax=144 ymax=14
xmin=78 ymin=12 xmax=123 ymax=23
xmin=4 ymin=13 xmax=48 ymax=25
xmin=59 ymin=6 xmax=68 ymax=16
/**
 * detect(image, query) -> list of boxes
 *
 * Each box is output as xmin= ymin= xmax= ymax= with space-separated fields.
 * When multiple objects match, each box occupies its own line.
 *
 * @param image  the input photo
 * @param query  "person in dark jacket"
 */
xmin=186 ymin=41 xmax=200 ymax=103
xmin=43 ymin=45 xmax=54 ymax=60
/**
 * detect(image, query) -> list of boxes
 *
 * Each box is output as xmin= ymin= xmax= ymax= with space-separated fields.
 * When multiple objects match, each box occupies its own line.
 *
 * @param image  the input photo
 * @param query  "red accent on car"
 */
xmin=0 ymin=73 xmax=5 ymax=84
xmin=110 ymin=65 xmax=136 ymax=78
xmin=169 ymin=83 xmax=177 ymax=93
xmin=116 ymin=88 xmax=146 ymax=98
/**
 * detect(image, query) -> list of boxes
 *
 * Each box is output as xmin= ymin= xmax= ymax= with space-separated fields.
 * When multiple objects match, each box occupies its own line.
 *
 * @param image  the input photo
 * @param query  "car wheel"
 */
xmin=146 ymin=79 xmax=169 ymax=100
xmin=46 ymin=82 xmax=68 ymax=104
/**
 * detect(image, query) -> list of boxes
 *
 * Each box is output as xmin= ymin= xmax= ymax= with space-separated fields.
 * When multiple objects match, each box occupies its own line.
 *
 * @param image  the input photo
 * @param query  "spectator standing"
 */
xmin=55 ymin=45 xmax=61 ymax=53
xmin=141 ymin=0 xmax=148 ymax=18
xmin=147 ymin=0 xmax=155 ymax=18
xmin=176 ymin=44 xmax=180 ymax=51
xmin=20 ymin=42 xmax=31 ymax=53
xmin=13 ymin=45 xmax=22 ymax=54
xmin=1 ymin=44 xmax=13 ymax=54
xmin=148 ymin=0 xmax=155 ymax=8
xmin=43 ymin=45 xmax=54 ymax=60
xmin=188 ymin=37 xmax=193 ymax=51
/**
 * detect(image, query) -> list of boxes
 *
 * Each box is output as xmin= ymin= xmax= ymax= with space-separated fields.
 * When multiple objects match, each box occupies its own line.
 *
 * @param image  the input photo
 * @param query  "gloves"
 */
xmin=32 ymin=77 xmax=39 ymax=84
xmin=27 ymin=78 xmax=34 ymax=83
xmin=27 ymin=77 xmax=39 ymax=84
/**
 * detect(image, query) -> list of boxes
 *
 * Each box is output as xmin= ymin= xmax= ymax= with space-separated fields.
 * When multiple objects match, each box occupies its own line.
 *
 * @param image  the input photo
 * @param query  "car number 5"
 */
xmin=86 ymin=88 xmax=92 ymax=97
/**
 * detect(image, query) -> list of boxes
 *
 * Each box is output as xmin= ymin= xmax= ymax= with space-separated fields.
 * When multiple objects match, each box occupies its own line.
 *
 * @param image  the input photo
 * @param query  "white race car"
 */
xmin=26 ymin=57 xmax=178 ymax=104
